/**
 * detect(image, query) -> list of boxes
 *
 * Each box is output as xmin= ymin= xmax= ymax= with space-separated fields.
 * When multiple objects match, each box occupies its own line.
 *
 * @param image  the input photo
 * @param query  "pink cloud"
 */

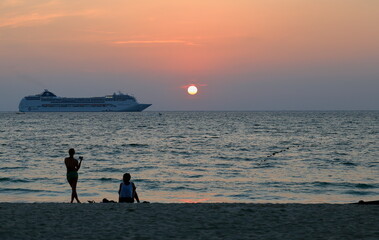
xmin=0 ymin=10 xmax=99 ymax=28
xmin=113 ymin=40 xmax=198 ymax=46
xmin=0 ymin=13 xmax=65 ymax=28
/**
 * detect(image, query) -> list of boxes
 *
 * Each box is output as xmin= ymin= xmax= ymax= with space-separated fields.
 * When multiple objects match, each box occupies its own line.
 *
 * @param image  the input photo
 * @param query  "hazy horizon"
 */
xmin=1 ymin=0 xmax=379 ymax=111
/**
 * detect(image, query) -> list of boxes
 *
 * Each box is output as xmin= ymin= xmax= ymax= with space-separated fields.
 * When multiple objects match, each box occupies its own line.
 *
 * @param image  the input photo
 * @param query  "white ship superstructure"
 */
xmin=19 ymin=90 xmax=151 ymax=112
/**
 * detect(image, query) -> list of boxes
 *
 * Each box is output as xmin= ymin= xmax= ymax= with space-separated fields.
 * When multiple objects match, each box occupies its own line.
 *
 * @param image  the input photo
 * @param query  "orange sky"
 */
xmin=1 ymin=0 xmax=379 ymax=110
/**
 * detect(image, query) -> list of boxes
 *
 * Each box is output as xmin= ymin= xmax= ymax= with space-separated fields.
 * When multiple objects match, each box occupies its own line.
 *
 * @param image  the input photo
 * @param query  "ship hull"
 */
xmin=19 ymin=90 xmax=151 ymax=112
xmin=19 ymin=104 xmax=152 ymax=112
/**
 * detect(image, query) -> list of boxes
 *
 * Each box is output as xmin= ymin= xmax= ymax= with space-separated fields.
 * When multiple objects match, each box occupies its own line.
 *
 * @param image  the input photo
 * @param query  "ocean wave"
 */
xmin=313 ymin=181 xmax=378 ymax=189
xmin=169 ymin=150 xmax=191 ymax=155
xmin=122 ymin=143 xmax=149 ymax=148
xmin=229 ymin=194 xmax=250 ymax=198
xmin=214 ymin=156 xmax=256 ymax=162
xmin=253 ymin=162 xmax=276 ymax=169
xmin=205 ymin=135 xmax=220 ymax=139
xmin=0 ymin=166 xmax=26 ymax=170
xmin=187 ymin=175 xmax=203 ymax=179
xmin=340 ymin=161 xmax=358 ymax=166
xmin=98 ymin=177 xmax=117 ymax=182
xmin=261 ymin=181 xmax=378 ymax=190
xmin=0 ymin=188 xmax=59 ymax=193
xmin=167 ymin=135 xmax=186 ymax=139
xmin=354 ymin=183 xmax=376 ymax=189
xmin=92 ymin=167 xmax=120 ymax=173
xmin=170 ymin=186 xmax=207 ymax=192
xmin=0 ymin=177 xmax=30 ymax=183
xmin=343 ymin=190 xmax=376 ymax=196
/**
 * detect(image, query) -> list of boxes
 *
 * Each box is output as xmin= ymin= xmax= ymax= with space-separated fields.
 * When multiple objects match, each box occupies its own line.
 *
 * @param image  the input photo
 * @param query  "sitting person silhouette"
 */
xmin=118 ymin=173 xmax=140 ymax=203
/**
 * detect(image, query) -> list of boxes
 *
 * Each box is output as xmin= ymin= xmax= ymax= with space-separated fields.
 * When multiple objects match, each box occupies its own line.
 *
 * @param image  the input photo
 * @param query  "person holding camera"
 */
xmin=64 ymin=148 xmax=83 ymax=203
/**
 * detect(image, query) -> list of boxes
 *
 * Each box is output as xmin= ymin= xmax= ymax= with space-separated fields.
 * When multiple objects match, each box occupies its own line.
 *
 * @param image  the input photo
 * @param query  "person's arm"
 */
xmin=133 ymin=183 xmax=140 ymax=203
xmin=76 ymin=157 xmax=83 ymax=171
xmin=134 ymin=191 xmax=140 ymax=203
xmin=118 ymin=183 xmax=122 ymax=195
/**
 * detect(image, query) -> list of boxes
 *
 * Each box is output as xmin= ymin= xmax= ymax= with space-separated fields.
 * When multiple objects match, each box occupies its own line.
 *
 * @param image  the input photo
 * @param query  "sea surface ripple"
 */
xmin=0 ymin=111 xmax=378 ymax=203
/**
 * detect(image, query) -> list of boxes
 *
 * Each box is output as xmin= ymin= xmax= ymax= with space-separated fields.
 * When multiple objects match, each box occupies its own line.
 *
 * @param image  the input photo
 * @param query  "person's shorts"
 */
xmin=66 ymin=171 xmax=78 ymax=181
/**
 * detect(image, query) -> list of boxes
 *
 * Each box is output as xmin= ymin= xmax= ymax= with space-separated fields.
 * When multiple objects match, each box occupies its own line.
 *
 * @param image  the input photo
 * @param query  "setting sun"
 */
xmin=187 ymin=85 xmax=198 ymax=95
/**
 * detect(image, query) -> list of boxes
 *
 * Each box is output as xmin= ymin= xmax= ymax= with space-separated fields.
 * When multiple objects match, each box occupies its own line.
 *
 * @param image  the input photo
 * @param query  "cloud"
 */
xmin=181 ymin=83 xmax=208 ymax=89
xmin=0 ymin=0 xmax=24 ymax=7
xmin=0 ymin=13 xmax=65 ymax=28
xmin=80 ymin=29 xmax=116 ymax=35
xmin=0 ymin=9 xmax=99 ymax=28
xmin=113 ymin=40 xmax=199 ymax=46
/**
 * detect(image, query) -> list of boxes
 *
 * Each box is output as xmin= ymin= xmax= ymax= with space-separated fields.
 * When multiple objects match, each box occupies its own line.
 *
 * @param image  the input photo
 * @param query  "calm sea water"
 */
xmin=0 ymin=111 xmax=378 ymax=203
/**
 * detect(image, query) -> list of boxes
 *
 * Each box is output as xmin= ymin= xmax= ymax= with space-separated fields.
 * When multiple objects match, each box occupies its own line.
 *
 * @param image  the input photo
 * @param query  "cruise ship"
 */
xmin=19 ymin=90 xmax=151 ymax=112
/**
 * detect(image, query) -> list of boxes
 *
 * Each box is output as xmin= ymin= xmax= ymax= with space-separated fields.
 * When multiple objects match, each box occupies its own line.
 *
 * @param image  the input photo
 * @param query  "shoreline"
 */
xmin=1 ymin=203 xmax=378 ymax=239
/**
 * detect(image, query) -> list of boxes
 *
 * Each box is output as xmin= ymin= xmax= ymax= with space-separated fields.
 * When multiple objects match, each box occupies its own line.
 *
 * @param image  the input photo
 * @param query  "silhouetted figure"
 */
xmin=118 ymin=173 xmax=140 ymax=203
xmin=64 ymin=148 xmax=83 ymax=203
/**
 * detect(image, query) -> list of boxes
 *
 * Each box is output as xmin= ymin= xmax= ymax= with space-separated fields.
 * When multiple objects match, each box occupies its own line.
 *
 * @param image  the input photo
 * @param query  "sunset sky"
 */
xmin=1 ymin=0 xmax=378 ymax=111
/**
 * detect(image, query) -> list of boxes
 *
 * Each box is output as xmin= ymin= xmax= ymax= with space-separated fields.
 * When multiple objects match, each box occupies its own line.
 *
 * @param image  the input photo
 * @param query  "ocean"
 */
xmin=0 ymin=111 xmax=378 ymax=203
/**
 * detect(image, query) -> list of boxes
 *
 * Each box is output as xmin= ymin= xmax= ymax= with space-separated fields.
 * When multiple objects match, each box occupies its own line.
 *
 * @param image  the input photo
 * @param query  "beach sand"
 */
xmin=1 ymin=203 xmax=378 ymax=240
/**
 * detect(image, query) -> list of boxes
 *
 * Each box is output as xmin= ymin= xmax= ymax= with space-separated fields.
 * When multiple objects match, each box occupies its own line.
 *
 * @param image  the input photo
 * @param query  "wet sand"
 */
xmin=1 ymin=203 xmax=378 ymax=239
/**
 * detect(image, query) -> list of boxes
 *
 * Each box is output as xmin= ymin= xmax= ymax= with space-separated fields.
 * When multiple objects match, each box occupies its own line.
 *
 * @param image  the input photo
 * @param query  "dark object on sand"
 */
xmin=102 ymin=198 xmax=117 ymax=203
xmin=355 ymin=200 xmax=379 ymax=205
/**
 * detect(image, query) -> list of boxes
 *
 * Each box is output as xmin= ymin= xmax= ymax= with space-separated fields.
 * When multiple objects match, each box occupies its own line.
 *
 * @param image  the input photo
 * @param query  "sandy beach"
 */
xmin=0 ymin=203 xmax=378 ymax=240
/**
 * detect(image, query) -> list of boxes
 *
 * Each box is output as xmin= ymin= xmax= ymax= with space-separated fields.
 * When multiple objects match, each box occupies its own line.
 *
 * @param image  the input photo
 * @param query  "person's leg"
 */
xmin=72 ymin=178 xmax=80 ymax=203
xmin=69 ymin=178 xmax=80 ymax=203
xmin=68 ymin=179 xmax=75 ymax=203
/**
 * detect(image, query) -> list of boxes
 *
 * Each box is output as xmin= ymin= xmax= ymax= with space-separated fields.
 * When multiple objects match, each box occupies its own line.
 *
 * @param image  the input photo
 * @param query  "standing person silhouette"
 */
xmin=64 ymin=148 xmax=83 ymax=203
